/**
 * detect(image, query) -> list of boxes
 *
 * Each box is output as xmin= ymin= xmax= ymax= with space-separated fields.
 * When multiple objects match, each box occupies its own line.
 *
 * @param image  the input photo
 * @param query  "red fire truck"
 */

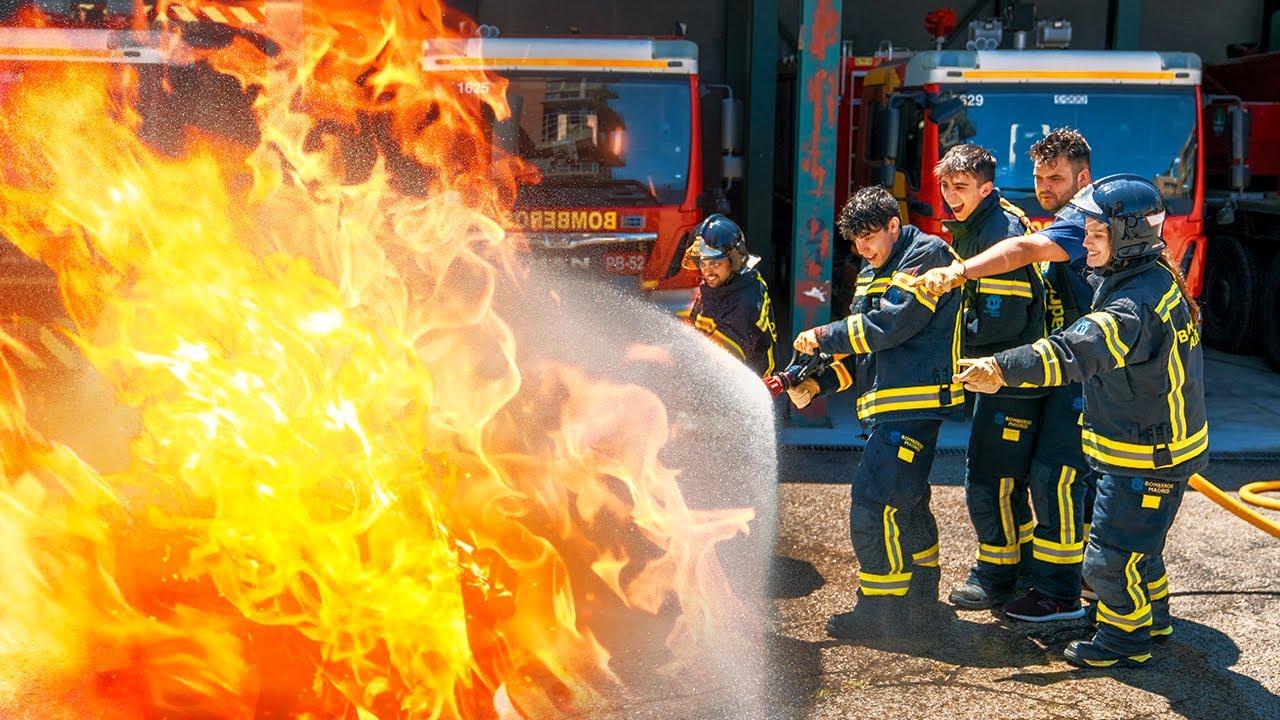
xmin=1200 ymin=50 xmax=1280 ymax=369
xmin=421 ymin=36 xmax=733 ymax=311
xmin=0 ymin=1 xmax=274 ymax=317
xmin=835 ymin=46 xmax=1205 ymax=313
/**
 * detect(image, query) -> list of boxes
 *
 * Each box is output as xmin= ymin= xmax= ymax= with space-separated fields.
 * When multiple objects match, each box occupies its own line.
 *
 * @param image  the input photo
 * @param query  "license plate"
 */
xmin=602 ymin=251 xmax=647 ymax=275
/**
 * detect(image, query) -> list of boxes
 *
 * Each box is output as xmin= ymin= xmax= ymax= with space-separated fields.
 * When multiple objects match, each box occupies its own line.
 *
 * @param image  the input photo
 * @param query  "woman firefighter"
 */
xmin=954 ymin=175 xmax=1206 ymax=667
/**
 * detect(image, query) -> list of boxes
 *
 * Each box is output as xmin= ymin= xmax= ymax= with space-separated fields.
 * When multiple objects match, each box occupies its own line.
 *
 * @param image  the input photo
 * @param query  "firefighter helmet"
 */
xmin=1066 ymin=174 xmax=1166 ymax=272
xmin=683 ymin=213 xmax=758 ymax=273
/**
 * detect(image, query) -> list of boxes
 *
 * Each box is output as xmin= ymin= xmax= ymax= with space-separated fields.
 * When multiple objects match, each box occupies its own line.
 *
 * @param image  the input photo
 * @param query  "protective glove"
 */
xmin=954 ymin=356 xmax=1007 ymax=394
xmin=793 ymin=328 xmax=821 ymax=355
xmin=913 ymin=260 xmax=968 ymax=296
xmin=786 ymin=378 xmax=821 ymax=409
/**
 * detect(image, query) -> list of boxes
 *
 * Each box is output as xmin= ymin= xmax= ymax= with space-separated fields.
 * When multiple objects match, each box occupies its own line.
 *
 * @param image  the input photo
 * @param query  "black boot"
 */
xmin=907 ymin=566 xmax=955 ymax=629
xmin=826 ymin=594 xmax=898 ymax=641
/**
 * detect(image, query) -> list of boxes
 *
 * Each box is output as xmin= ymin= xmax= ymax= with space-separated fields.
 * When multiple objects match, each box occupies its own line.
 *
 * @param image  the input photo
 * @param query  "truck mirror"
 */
xmin=1228 ymin=103 xmax=1251 ymax=192
xmin=927 ymin=95 xmax=966 ymax=124
xmin=697 ymin=188 xmax=731 ymax=214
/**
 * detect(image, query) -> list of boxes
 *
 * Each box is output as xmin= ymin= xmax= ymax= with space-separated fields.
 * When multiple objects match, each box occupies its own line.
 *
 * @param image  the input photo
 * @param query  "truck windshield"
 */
xmin=937 ymin=86 xmax=1198 ymax=213
xmin=498 ymin=74 xmax=692 ymax=207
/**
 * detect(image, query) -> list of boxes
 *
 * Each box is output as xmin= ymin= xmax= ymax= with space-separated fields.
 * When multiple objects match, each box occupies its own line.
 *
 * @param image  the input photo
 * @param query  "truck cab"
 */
xmin=421 ymin=37 xmax=716 ymax=311
xmin=841 ymin=49 xmax=1205 ymax=304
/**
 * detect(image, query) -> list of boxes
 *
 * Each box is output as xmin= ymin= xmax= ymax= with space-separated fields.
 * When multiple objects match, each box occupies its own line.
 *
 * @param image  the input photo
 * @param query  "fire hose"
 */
xmin=765 ymin=358 xmax=1280 ymax=538
xmin=1189 ymin=474 xmax=1280 ymax=539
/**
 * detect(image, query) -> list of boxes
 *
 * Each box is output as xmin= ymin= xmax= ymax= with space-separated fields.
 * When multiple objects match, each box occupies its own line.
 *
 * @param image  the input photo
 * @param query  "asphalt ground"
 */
xmin=765 ymin=481 xmax=1280 ymax=720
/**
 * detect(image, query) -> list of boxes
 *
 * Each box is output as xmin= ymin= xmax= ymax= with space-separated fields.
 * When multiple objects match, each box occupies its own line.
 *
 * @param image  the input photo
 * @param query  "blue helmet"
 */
xmin=1067 ymin=174 xmax=1166 ymax=272
xmin=683 ymin=213 xmax=757 ymax=273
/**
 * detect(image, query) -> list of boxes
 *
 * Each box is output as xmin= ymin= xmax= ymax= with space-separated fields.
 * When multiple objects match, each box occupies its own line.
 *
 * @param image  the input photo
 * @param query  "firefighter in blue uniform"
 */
xmin=955 ymin=175 xmax=1206 ymax=667
xmin=916 ymin=129 xmax=1100 ymax=621
xmin=933 ymin=144 xmax=1051 ymax=612
xmin=678 ymin=213 xmax=778 ymax=377
xmin=787 ymin=186 xmax=964 ymax=639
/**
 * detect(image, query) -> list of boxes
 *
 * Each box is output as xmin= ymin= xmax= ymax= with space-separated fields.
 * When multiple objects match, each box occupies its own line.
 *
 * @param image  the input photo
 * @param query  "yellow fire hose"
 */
xmin=1188 ymin=474 xmax=1280 ymax=539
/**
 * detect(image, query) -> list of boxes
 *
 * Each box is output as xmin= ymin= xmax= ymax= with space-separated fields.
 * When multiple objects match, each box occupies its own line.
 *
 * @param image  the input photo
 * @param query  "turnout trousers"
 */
xmin=1085 ymin=473 xmax=1186 ymax=656
xmin=964 ymin=393 xmax=1038 ymax=593
xmin=1027 ymin=382 xmax=1096 ymax=600
xmin=851 ymin=419 xmax=943 ymax=602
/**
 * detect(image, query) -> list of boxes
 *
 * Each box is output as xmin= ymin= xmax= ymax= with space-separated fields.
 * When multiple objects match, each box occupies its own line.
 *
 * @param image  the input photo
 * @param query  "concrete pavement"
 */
xmin=765 ymin=483 xmax=1280 ymax=720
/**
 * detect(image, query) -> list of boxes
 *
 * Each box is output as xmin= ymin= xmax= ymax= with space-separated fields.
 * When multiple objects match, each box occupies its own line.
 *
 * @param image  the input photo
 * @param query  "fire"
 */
xmin=0 ymin=2 xmax=757 ymax=718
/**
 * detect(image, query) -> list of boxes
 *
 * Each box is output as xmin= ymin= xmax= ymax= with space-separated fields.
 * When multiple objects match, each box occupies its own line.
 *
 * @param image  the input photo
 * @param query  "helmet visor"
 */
xmin=694 ymin=236 xmax=728 ymax=261
xmin=1066 ymin=183 xmax=1107 ymax=222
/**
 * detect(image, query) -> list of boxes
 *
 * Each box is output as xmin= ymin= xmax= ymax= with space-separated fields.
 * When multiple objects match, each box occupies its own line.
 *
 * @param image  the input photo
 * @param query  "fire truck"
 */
xmin=834 ymin=38 xmax=1205 ymax=316
xmin=0 ymin=1 xmax=274 ymax=317
xmin=1200 ymin=50 xmax=1280 ymax=369
xmin=421 ymin=35 xmax=737 ymax=311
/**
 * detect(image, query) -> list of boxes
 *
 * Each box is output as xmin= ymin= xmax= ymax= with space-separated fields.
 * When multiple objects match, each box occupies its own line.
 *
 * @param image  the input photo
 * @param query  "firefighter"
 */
xmin=934 ymin=144 xmax=1051 ymax=613
xmin=788 ymin=186 xmax=963 ymax=640
xmin=916 ymin=129 xmax=1100 ymax=621
xmin=678 ymin=213 xmax=778 ymax=377
xmin=955 ymin=175 xmax=1206 ymax=667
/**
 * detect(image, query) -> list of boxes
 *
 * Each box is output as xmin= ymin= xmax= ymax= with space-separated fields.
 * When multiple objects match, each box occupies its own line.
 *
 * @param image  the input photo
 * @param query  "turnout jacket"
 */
xmin=812 ymin=224 xmax=964 ymax=425
xmin=944 ymin=190 xmax=1047 ymax=399
xmin=995 ymin=258 xmax=1208 ymax=480
xmin=680 ymin=268 xmax=778 ymax=377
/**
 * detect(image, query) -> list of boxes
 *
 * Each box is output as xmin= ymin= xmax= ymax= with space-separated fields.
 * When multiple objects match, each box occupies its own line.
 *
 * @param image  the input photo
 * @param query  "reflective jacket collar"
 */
xmin=942 ymin=189 xmax=1002 ymax=253
xmin=701 ymin=267 xmax=757 ymax=301
xmin=877 ymin=223 xmax=920 ymax=274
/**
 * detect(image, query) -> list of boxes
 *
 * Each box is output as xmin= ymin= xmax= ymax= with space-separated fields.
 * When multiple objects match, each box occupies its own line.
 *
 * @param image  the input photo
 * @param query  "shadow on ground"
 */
xmin=1002 ymin=618 xmax=1280 ymax=720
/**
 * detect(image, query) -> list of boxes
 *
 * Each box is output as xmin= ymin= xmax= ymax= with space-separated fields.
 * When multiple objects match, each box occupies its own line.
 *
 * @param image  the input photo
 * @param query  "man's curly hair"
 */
xmin=1029 ymin=128 xmax=1091 ymax=170
xmin=838 ymin=186 xmax=901 ymax=240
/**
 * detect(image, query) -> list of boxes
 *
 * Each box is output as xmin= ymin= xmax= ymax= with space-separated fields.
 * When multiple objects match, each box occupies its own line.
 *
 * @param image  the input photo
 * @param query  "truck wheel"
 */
xmin=1259 ymin=255 xmax=1280 ymax=370
xmin=1201 ymin=234 xmax=1258 ymax=354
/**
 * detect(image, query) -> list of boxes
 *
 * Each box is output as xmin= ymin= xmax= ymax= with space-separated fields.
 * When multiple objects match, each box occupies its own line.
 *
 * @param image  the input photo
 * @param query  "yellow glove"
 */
xmin=954 ymin=357 xmax=1007 ymax=394
xmin=793 ymin=328 xmax=821 ymax=355
xmin=913 ymin=260 xmax=968 ymax=296
xmin=786 ymin=378 xmax=820 ymax=409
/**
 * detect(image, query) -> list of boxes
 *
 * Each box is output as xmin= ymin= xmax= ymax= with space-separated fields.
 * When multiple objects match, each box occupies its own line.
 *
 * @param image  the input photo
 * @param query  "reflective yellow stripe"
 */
xmin=998 ymin=477 xmax=1016 ymax=548
xmin=859 ymin=570 xmax=913 ymax=596
xmin=1018 ymin=519 xmax=1035 ymax=545
xmin=855 ymin=383 xmax=964 ymax=419
xmin=978 ymin=542 xmax=1020 ymax=565
xmin=709 ymin=329 xmax=746 ymax=360
xmin=1057 ymin=466 xmax=1077 ymax=545
xmin=1096 ymin=599 xmax=1153 ymax=632
xmin=855 ymin=277 xmax=892 ymax=299
xmin=891 ymin=272 xmax=938 ymax=311
xmin=912 ymin=543 xmax=940 ymax=568
xmin=1124 ymin=552 xmax=1148 ymax=612
xmin=976 ymin=277 xmax=1034 ymax=299
xmin=1082 ymin=424 xmax=1209 ymax=469
xmin=1031 ymin=536 xmax=1085 ymax=564
xmin=883 ymin=506 xmax=904 ymax=574
xmin=846 ymin=314 xmax=872 ymax=354
xmin=1147 ymin=574 xmax=1170 ymax=601
xmin=1154 ymin=282 xmax=1181 ymax=321
xmin=832 ymin=359 xmax=853 ymax=391
xmin=1085 ymin=312 xmax=1130 ymax=368
xmin=1031 ymin=338 xmax=1062 ymax=386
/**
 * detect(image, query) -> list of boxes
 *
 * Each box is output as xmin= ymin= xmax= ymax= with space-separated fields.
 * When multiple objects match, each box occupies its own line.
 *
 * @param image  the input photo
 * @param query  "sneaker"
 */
xmin=1063 ymin=639 xmax=1151 ymax=668
xmin=1004 ymin=589 xmax=1088 ymax=622
xmin=1080 ymin=580 xmax=1098 ymax=601
xmin=948 ymin=579 xmax=1012 ymax=610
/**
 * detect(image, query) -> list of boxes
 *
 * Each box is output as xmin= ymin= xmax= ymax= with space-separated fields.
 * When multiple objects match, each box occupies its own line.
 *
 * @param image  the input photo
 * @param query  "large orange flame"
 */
xmin=0 ymin=2 xmax=757 ymax=718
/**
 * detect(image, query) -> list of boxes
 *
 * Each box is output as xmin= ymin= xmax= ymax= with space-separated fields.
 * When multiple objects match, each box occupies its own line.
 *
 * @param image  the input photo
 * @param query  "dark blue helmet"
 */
xmin=1067 ymin=174 xmax=1166 ymax=272
xmin=684 ymin=213 xmax=757 ymax=273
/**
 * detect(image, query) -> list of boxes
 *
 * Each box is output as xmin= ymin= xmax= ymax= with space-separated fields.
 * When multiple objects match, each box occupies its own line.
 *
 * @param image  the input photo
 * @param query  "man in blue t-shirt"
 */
xmin=917 ymin=129 xmax=1112 ymax=622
